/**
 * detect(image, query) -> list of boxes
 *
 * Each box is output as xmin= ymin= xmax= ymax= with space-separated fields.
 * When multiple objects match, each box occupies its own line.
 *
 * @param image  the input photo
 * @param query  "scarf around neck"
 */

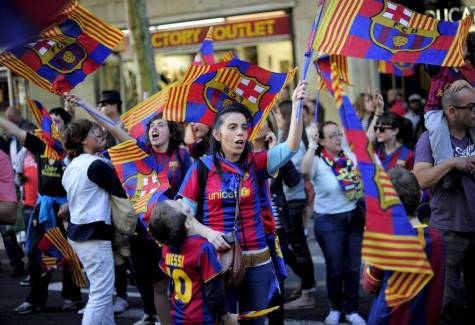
xmin=320 ymin=148 xmax=363 ymax=201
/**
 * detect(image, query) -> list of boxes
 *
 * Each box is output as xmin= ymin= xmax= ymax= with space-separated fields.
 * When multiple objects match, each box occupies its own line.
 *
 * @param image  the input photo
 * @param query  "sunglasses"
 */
xmin=374 ymin=126 xmax=393 ymax=133
xmin=453 ymin=103 xmax=475 ymax=113
xmin=100 ymin=101 xmax=117 ymax=107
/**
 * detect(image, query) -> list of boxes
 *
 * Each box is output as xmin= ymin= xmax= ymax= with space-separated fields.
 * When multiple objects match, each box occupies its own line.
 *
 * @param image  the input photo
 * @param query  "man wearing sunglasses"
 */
xmin=414 ymin=82 xmax=475 ymax=325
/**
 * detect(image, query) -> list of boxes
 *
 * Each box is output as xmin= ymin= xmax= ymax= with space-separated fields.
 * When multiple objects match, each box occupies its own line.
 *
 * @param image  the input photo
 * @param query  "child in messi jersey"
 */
xmin=362 ymin=167 xmax=444 ymax=325
xmin=149 ymin=200 xmax=238 ymax=325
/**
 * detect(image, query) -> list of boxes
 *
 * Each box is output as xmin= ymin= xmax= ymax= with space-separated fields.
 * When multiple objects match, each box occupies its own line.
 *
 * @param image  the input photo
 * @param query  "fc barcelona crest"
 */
xmin=26 ymin=34 xmax=87 ymax=74
xmin=370 ymin=1 xmax=439 ymax=54
xmin=204 ymin=67 xmax=269 ymax=115
xmin=123 ymin=170 xmax=161 ymax=213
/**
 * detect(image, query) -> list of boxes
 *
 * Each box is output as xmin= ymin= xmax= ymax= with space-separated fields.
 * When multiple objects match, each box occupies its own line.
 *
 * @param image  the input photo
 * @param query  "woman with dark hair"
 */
xmin=177 ymin=80 xmax=308 ymax=324
xmin=62 ymin=119 xmax=126 ymax=325
xmin=301 ymin=121 xmax=365 ymax=325
xmin=367 ymin=111 xmax=415 ymax=171
xmin=275 ymin=100 xmax=317 ymax=309
xmin=66 ymin=96 xmax=192 ymax=325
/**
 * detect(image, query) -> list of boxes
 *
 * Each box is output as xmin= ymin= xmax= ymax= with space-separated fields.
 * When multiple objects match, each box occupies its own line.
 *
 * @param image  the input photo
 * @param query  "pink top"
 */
xmin=0 ymin=150 xmax=16 ymax=202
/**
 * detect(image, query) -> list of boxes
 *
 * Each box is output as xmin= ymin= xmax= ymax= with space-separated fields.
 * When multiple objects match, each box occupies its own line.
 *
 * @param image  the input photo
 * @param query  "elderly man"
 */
xmin=414 ymin=83 xmax=475 ymax=325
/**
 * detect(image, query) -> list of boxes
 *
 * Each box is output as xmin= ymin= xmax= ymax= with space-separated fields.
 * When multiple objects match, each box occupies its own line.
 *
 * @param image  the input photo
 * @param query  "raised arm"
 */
xmin=65 ymin=95 xmax=132 ymax=143
xmin=0 ymin=116 xmax=27 ymax=144
xmin=266 ymin=80 xmax=307 ymax=174
xmin=287 ymin=80 xmax=307 ymax=151
xmin=301 ymin=123 xmax=318 ymax=178
xmin=366 ymin=93 xmax=384 ymax=143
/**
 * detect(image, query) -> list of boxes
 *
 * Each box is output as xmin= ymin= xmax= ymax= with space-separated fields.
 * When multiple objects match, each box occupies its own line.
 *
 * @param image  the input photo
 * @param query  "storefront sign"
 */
xmin=426 ymin=7 xmax=475 ymax=22
xmin=150 ymin=15 xmax=290 ymax=49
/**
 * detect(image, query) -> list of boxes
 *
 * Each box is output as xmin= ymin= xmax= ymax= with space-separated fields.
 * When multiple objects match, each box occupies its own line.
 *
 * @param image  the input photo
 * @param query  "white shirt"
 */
xmin=311 ymin=150 xmax=358 ymax=214
xmin=62 ymin=154 xmax=111 ymax=225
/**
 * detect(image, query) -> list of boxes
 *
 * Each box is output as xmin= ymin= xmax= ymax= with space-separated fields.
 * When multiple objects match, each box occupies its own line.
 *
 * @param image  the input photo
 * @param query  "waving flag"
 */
xmin=194 ymin=27 xmax=216 ymax=65
xmin=0 ymin=0 xmax=123 ymax=94
xmin=26 ymin=99 xmax=64 ymax=160
xmin=379 ymin=60 xmax=415 ymax=77
xmin=0 ymin=0 xmax=73 ymax=52
xmin=164 ymin=57 xmax=296 ymax=140
xmin=316 ymin=56 xmax=433 ymax=307
xmin=314 ymin=55 xmax=351 ymax=92
xmin=314 ymin=0 xmax=472 ymax=67
xmin=108 ymin=140 xmax=169 ymax=226
xmin=37 ymin=227 xmax=87 ymax=288
xmin=121 ymin=83 xmax=175 ymax=143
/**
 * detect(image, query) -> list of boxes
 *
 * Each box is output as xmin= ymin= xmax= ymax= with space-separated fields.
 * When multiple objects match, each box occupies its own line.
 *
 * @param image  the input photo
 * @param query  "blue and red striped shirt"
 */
xmin=376 ymin=144 xmax=414 ymax=171
xmin=178 ymin=152 xmax=270 ymax=251
xmin=160 ymin=235 xmax=223 ymax=325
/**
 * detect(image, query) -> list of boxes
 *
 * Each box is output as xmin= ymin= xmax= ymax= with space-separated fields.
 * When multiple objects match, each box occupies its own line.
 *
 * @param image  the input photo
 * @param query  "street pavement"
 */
xmin=0 ymin=224 xmax=373 ymax=324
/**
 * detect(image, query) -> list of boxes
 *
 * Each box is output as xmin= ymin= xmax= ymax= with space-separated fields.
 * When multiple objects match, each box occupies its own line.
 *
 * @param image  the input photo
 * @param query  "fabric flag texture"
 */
xmin=108 ymin=140 xmax=169 ymax=226
xmin=0 ymin=0 xmax=73 ymax=52
xmin=314 ymin=0 xmax=473 ymax=67
xmin=121 ymin=83 xmax=175 ymax=143
xmin=378 ymin=60 xmax=415 ymax=77
xmin=0 ymin=0 xmax=123 ymax=94
xmin=316 ymin=56 xmax=433 ymax=307
xmin=194 ymin=27 xmax=216 ymax=65
xmin=26 ymin=98 xmax=64 ymax=160
xmin=164 ymin=57 xmax=296 ymax=140
xmin=36 ymin=227 xmax=87 ymax=288
xmin=314 ymin=55 xmax=351 ymax=92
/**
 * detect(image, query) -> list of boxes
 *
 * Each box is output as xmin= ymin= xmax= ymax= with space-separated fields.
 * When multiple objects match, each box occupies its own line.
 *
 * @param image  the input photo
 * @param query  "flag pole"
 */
xmin=296 ymin=0 xmax=326 ymax=120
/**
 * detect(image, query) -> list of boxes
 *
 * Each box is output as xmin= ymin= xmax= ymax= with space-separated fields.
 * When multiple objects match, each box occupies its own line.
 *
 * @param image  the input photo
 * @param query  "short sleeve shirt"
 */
xmin=0 ymin=150 xmax=16 ymax=202
xmin=24 ymin=133 xmax=66 ymax=197
xmin=415 ymin=131 xmax=475 ymax=232
xmin=159 ymin=235 xmax=223 ymax=325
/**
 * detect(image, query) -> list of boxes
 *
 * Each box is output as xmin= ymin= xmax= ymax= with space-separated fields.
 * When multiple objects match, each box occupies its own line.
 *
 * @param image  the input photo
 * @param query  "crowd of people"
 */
xmin=0 ymin=56 xmax=474 ymax=325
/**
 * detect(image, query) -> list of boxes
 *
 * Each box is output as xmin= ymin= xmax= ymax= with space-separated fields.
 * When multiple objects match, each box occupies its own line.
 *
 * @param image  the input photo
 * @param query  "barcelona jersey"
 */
xmin=160 ymin=235 xmax=223 ymax=325
xmin=376 ymin=143 xmax=414 ymax=171
xmin=137 ymin=141 xmax=192 ymax=199
xmin=178 ymin=152 xmax=270 ymax=251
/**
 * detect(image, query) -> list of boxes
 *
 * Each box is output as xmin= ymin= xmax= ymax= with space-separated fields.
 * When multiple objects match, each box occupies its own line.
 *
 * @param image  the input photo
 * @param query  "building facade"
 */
xmin=1 ymin=0 xmax=474 ymax=122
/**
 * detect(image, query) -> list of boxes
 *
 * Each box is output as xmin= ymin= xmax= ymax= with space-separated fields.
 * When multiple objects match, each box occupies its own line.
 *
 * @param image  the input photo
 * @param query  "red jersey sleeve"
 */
xmin=198 ymin=242 xmax=223 ymax=283
xmin=406 ymin=150 xmax=415 ymax=170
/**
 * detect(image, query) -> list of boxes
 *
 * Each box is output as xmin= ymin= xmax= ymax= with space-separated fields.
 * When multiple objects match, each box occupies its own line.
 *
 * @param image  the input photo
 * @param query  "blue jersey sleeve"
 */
xmin=267 ymin=141 xmax=298 ymax=175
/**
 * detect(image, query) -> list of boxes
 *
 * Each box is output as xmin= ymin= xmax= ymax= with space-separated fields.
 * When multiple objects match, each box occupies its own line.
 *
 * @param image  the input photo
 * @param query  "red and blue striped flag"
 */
xmin=316 ymin=55 xmax=433 ymax=307
xmin=108 ymin=140 xmax=169 ymax=226
xmin=0 ymin=0 xmax=73 ymax=52
xmin=194 ymin=27 xmax=216 ymax=65
xmin=379 ymin=60 xmax=415 ymax=77
xmin=0 ymin=0 xmax=123 ymax=94
xmin=164 ymin=57 xmax=296 ymax=140
xmin=314 ymin=0 xmax=472 ymax=67
xmin=37 ymin=227 xmax=87 ymax=288
xmin=121 ymin=83 xmax=175 ymax=143
xmin=26 ymin=98 xmax=64 ymax=160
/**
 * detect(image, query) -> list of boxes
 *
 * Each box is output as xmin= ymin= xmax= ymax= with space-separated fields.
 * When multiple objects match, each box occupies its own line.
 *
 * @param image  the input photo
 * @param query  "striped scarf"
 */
xmin=321 ymin=148 xmax=363 ymax=201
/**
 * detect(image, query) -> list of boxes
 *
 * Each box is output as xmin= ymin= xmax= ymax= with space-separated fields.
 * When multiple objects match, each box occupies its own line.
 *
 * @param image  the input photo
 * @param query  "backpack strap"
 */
xmin=196 ymin=159 xmax=209 ymax=223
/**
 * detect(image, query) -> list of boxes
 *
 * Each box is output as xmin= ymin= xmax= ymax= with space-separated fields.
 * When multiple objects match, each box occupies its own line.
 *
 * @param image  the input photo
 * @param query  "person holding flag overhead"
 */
xmin=0 ymin=106 xmax=82 ymax=314
xmin=67 ymin=94 xmax=192 ymax=325
xmin=301 ymin=121 xmax=365 ymax=325
xmin=61 ymin=119 xmax=126 ymax=325
xmin=176 ymin=80 xmax=307 ymax=324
